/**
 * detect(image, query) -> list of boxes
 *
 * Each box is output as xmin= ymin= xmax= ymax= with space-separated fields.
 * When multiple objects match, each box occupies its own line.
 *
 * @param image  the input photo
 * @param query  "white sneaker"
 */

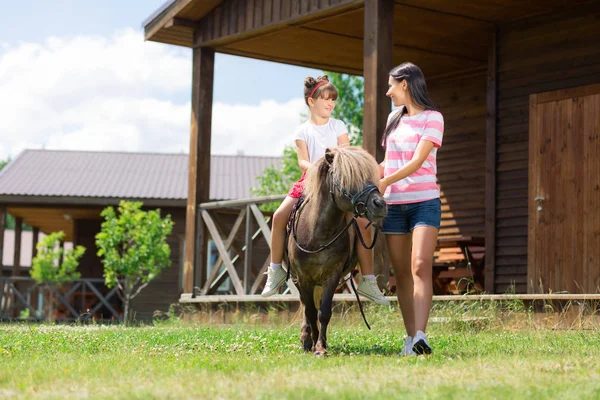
xmin=412 ymin=330 xmax=432 ymax=355
xmin=356 ymin=278 xmax=390 ymax=306
xmin=261 ymin=266 xmax=287 ymax=297
xmin=399 ymin=336 xmax=415 ymax=356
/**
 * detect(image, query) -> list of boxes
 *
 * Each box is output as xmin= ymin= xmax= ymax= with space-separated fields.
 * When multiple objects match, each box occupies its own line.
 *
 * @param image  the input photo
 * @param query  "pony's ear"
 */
xmin=325 ymin=148 xmax=334 ymax=165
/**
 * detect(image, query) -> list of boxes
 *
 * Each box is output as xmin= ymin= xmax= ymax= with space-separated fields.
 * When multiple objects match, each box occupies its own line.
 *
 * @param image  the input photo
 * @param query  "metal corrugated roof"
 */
xmin=0 ymin=150 xmax=280 ymax=201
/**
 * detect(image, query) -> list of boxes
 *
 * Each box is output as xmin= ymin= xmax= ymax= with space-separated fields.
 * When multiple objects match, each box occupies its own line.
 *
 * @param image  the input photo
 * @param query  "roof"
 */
xmin=142 ymin=0 xmax=570 ymax=78
xmin=0 ymin=149 xmax=280 ymax=203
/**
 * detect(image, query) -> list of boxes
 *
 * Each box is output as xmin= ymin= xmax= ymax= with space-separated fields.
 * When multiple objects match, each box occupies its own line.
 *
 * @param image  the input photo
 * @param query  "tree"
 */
xmin=250 ymin=146 xmax=303 ymax=211
xmin=0 ymin=157 xmax=9 ymax=171
xmin=327 ymin=71 xmax=364 ymax=146
xmin=251 ymin=71 xmax=364 ymax=205
xmin=30 ymin=231 xmax=86 ymax=320
xmin=95 ymin=201 xmax=174 ymax=325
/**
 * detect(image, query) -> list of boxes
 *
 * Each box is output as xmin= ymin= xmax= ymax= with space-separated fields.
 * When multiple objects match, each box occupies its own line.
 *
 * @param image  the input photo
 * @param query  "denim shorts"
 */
xmin=381 ymin=198 xmax=442 ymax=234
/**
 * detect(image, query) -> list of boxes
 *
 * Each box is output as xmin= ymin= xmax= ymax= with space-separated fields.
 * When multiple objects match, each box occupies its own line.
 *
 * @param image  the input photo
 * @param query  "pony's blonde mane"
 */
xmin=303 ymin=146 xmax=380 ymax=206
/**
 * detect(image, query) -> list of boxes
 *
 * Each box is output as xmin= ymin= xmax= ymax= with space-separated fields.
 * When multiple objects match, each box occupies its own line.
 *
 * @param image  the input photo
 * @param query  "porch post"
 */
xmin=31 ymin=227 xmax=40 ymax=259
xmin=59 ymin=240 xmax=65 ymax=266
xmin=184 ymin=46 xmax=215 ymax=295
xmin=0 ymin=207 xmax=5 ymax=270
xmin=363 ymin=0 xmax=393 ymax=163
xmin=485 ymin=27 xmax=498 ymax=293
xmin=12 ymin=217 xmax=23 ymax=276
xmin=364 ymin=0 xmax=393 ymax=288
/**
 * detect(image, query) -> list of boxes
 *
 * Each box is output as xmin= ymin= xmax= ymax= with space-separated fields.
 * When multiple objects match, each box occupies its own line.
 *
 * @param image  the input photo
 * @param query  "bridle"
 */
xmin=291 ymin=169 xmax=381 ymax=255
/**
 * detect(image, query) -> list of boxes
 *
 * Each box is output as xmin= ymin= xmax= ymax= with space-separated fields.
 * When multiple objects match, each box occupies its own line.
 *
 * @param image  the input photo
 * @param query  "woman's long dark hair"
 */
xmin=382 ymin=62 xmax=438 ymax=148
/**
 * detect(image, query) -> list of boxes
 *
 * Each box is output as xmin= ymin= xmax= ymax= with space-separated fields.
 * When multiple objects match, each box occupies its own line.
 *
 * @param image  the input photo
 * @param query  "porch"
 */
xmin=144 ymin=0 xmax=600 ymax=296
xmin=0 ymin=276 xmax=122 ymax=322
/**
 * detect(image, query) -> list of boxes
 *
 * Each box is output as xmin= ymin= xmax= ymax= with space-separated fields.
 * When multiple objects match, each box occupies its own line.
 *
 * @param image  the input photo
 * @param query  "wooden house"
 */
xmin=143 ymin=0 xmax=600 ymax=295
xmin=0 ymin=150 xmax=279 ymax=319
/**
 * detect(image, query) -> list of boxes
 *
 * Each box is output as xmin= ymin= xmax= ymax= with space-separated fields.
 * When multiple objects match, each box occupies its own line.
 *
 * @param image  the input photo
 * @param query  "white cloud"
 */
xmin=0 ymin=29 xmax=304 ymax=161
xmin=212 ymin=99 xmax=305 ymax=156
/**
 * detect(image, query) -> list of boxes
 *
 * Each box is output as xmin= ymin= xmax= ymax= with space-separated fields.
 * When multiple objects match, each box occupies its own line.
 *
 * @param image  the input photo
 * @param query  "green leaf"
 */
xmin=29 ymin=231 xmax=85 ymax=286
xmin=95 ymin=201 xmax=173 ymax=296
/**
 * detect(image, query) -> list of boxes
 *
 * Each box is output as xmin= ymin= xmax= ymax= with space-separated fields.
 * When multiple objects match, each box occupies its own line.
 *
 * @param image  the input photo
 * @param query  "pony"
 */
xmin=285 ymin=146 xmax=388 ymax=357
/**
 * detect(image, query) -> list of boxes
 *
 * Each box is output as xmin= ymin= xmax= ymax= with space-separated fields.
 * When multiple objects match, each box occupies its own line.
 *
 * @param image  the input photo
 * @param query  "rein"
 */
xmin=290 ymin=170 xmax=380 ymax=255
xmin=287 ymin=169 xmax=383 ymax=331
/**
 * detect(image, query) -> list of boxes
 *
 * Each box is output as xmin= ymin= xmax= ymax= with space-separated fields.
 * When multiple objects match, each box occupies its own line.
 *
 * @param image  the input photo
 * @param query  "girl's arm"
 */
xmin=296 ymin=140 xmax=312 ymax=172
xmin=380 ymin=140 xmax=435 ymax=187
xmin=337 ymin=134 xmax=350 ymax=147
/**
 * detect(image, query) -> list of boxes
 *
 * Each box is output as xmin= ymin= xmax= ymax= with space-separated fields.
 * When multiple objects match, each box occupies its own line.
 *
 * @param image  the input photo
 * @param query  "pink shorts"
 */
xmin=288 ymin=171 xmax=307 ymax=199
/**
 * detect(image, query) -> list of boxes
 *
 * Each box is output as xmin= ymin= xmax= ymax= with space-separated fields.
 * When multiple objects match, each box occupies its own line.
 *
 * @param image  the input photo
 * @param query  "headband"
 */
xmin=309 ymin=81 xmax=328 ymax=98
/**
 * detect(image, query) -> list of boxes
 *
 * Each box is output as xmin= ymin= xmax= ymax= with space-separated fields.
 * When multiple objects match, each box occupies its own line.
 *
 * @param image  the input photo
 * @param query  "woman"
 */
xmin=378 ymin=62 xmax=444 ymax=355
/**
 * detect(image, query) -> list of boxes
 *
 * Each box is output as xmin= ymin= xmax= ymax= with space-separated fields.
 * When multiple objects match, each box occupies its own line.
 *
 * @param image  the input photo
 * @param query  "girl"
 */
xmin=261 ymin=75 xmax=389 ymax=306
xmin=378 ymin=62 xmax=444 ymax=355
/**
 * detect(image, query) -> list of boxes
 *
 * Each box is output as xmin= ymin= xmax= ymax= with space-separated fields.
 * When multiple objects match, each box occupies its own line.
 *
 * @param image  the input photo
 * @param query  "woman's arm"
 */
xmin=378 ymin=140 xmax=435 ymax=192
xmin=296 ymin=140 xmax=312 ymax=172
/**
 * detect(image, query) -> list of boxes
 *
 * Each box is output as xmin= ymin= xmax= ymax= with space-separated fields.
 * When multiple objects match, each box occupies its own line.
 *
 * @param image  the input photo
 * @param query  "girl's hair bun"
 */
xmin=304 ymin=76 xmax=317 ymax=89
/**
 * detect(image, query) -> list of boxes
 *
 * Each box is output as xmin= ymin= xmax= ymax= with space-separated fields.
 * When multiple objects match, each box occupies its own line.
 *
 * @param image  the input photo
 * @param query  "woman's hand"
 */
xmin=378 ymin=177 xmax=390 ymax=195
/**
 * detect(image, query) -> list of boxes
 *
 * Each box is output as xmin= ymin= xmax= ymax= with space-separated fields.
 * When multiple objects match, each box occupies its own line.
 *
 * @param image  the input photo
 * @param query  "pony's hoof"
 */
xmin=301 ymin=341 xmax=314 ymax=352
xmin=314 ymin=350 xmax=328 ymax=358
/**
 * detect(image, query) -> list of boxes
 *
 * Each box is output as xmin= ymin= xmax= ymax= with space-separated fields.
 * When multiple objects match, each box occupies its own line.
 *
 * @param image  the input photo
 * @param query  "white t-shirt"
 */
xmin=292 ymin=118 xmax=348 ymax=163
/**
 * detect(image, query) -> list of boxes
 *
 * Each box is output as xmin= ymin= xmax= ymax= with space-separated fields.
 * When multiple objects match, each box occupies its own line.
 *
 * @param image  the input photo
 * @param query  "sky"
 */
xmin=0 ymin=0 xmax=322 ymax=160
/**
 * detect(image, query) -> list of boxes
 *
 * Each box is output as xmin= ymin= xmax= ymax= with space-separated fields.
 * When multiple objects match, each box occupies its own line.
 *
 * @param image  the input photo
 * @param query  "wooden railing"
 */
xmin=0 ymin=276 xmax=121 ymax=321
xmin=192 ymin=194 xmax=370 ymax=299
xmin=192 ymin=196 xmax=491 ymax=300
xmin=194 ymin=195 xmax=298 ymax=297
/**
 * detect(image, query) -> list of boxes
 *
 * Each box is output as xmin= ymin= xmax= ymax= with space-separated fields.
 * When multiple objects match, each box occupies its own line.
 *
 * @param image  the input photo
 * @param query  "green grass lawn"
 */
xmin=1 ymin=305 xmax=599 ymax=400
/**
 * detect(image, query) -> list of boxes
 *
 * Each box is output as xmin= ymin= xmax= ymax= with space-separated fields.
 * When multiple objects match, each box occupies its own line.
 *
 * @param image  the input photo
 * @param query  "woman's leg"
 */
xmin=386 ymin=233 xmax=414 ymax=336
xmin=410 ymin=226 xmax=438 ymax=333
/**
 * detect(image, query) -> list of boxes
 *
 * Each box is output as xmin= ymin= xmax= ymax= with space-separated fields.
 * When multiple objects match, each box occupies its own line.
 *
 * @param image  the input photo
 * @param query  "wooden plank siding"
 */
xmin=212 ymin=4 xmax=488 ymax=78
xmin=196 ymin=0 xmax=362 ymax=47
xmin=429 ymin=73 xmax=487 ymax=240
xmin=495 ymin=3 xmax=600 ymax=294
xmin=145 ymin=0 xmax=572 ymax=49
xmin=528 ymin=87 xmax=600 ymax=294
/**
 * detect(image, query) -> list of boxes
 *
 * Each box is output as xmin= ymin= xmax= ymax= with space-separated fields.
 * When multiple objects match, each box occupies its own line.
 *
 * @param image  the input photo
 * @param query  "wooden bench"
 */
xmin=434 ymin=236 xmax=485 ymax=294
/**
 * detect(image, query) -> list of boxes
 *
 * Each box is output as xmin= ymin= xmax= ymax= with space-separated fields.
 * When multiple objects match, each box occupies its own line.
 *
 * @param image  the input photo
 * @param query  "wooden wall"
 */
xmin=430 ymin=73 xmax=487 ymax=240
xmin=74 ymin=219 xmax=104 ymax=278
xmin=496 ymin=4 xmax=600 ymax=293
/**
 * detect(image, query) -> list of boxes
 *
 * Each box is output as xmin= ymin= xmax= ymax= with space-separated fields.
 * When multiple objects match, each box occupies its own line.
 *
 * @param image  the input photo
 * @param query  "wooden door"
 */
xmin=528 ymin=84 xmax=600 ymax=294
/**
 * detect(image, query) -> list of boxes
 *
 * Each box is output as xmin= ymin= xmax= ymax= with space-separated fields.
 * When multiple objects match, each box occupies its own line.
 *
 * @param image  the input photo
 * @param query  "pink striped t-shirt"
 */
xmin=383 ymin=108 xmax=444 ymax=204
